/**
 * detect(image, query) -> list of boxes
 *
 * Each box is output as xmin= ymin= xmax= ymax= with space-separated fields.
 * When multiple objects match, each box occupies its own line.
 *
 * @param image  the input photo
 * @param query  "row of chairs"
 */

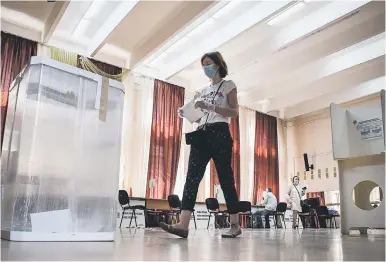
xmin=206 ymin=199 xmax=287 ymax=229
xmin=119 ymin=190 xmax=197 ymax=229
xmin=119 ymin=190 xmax=337 ymax=229
xmin=298 ymin=205 xmax=339 ymax=228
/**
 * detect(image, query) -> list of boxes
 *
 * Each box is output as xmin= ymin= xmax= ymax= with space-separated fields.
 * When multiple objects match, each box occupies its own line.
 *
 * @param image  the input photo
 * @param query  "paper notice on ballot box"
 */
xmin=180 ymin=100 xmax=205 ymax=123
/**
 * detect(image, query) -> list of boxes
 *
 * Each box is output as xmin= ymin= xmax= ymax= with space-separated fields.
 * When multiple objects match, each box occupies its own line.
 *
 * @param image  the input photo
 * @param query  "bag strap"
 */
xmin=294 ymin=185 xmax=302 ymax=200
xmin=202 ymin=80 xmax=225 ymax=128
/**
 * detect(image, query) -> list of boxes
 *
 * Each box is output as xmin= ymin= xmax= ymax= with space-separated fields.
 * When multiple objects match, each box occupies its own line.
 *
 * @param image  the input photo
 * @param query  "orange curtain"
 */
xmin=210 ymin=117 xmax=240 ymax=198
xmin=146 ymin=79 xmax=184 ymax=199
xmin=1 ymin=32 xmax=37 ymax=150
xmin=253 ymin=112 xmax=279 ymax=205
xmin=307 ymin=192 xmax=325 ymax=206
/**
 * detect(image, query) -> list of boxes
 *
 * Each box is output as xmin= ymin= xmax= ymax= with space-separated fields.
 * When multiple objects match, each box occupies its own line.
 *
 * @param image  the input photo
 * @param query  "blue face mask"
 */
xmin=203 ymin=64 xmax=217 ymax=79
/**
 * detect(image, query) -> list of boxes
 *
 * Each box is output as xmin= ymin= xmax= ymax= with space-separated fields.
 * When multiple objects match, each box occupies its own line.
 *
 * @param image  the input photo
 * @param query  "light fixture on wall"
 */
xmin=267 ymin=1 xmax=306 ymax=26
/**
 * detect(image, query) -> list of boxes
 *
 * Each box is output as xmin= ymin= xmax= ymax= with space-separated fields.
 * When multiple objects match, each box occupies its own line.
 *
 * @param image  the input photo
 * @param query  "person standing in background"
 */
xmin=287 ymin=176 xmax=305 ymax=229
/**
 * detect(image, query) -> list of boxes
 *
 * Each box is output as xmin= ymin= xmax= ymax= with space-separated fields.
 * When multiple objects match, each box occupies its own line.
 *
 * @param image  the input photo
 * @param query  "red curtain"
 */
xmin=1 ymin=32 xmax=37 ymax=149
xmin=307 ymin=192 xmax=325 ymax=206
xmin=253 ymin=112 xmax=279 ymax=205
xmin=210 ymin=117 xmax=240 ymax=198
xmin=146 ymin=79 xmax=185 ymax=199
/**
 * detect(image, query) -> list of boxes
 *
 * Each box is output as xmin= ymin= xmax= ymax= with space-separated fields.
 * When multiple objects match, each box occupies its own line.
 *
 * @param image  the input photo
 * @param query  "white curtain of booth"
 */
xmin=119 ymin=75 xmax=154 ymax=197
xmin=239 ymin=107 xmax=256 ymax=202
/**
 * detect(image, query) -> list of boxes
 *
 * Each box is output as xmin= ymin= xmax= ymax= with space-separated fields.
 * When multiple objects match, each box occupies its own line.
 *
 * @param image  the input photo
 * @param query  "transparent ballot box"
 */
xmin=1 ymin=57 xmax=124 ymax=241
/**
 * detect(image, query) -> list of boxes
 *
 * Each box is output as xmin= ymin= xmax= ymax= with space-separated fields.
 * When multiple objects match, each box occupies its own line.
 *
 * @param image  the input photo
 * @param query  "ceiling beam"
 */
xmin=231 ymin=0 xmax=376 ymax=94
xmin=43 ymin=1 xmax=70 ymax=43
xmin=268 ymin=56 xmax=385 ymax=112
xmin=130 ymin=1 xmax=216 ymax=68
xmin=1 ymin=20 xmax=42 ymax=43
xmin=243 ymin=32 xmax=385 ymax=106
xmin=235 ymin=5 xmax=384 ymax=93
xmin=88 ymin=1 xmax=139 ymax=57
xmin=160 ymin=1 xmax=292 ymax=80
xmin=283 ymin=76 xmax=385 ymax=119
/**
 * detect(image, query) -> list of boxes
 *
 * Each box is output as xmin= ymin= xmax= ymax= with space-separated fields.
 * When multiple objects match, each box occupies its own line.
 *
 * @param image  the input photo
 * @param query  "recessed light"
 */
xmin=267 ymin=1 xmax=305 ymax=26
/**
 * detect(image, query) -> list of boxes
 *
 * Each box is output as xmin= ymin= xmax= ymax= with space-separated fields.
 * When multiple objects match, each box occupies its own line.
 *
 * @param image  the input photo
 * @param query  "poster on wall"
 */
xmin=354 ymin=118 xmax=384 ymax=141
xmin=116 ymin=199 xmax=146 ymax=228
xmin=190 ymin=204 xmax=215 ymax=230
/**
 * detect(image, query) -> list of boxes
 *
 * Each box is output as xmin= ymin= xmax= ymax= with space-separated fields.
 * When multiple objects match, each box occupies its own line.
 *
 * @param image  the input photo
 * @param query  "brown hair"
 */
xmin=200 ymin=51 xmax=228 ymax=78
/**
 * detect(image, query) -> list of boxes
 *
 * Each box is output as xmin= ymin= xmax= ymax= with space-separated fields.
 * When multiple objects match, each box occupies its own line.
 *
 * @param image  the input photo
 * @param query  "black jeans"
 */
xmin=181 ymin=123 xmax=239 ymax=214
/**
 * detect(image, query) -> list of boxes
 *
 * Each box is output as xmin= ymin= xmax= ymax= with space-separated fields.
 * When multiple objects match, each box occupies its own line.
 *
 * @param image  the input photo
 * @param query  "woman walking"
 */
xmin=160 ymin=51 xmax=241 ymax=238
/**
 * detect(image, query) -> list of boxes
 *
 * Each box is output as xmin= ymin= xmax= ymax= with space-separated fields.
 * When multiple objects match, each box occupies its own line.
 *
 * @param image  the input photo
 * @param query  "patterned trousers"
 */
xmin=181 ymin=122 xmax=239 ymax=214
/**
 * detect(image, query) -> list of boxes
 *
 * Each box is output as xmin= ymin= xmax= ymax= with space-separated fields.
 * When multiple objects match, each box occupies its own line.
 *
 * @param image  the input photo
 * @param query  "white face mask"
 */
xmin=203 ymin=64 xmax=218 ymax=79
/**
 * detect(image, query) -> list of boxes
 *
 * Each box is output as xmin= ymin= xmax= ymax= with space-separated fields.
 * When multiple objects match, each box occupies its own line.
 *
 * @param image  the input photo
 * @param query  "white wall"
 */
xmin=284 ymin=95 xmax=382 ymax=195
xmin=285 ymin=110 xmax=339 ymax=194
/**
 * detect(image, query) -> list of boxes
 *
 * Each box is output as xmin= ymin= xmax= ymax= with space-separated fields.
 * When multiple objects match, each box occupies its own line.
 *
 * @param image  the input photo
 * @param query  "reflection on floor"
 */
xmin=1 ymin=228 xmax=385 ymax=261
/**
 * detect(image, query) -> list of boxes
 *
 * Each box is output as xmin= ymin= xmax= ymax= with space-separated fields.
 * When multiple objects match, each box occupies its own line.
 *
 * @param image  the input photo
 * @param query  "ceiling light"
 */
xmin=84 ymin=1 xmax=106 ymax=20
xmin=73 ymin=19 xmax=90 ymax=37
xmin=186 ymin=18 xmax=215 ymax=37
xmin=166 ymin=37 xmax=190 ymax=54
xmin=267 ymin=1 xmax=305 ymax=26
xmin=148 ymin=52 xmax=168 ymax=66
xmin=212 ymin=1 xmax=243 ymax=19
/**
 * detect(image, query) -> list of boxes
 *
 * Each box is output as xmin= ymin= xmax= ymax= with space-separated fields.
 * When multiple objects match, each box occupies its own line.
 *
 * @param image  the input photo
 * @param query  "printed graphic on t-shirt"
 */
xmin=196 ymin=80 xmax=236 ymax=125
xmin=200 ymin=88 xmax=225 ymax=106
xmin=200 ymin=87 xmax=225 ymax=118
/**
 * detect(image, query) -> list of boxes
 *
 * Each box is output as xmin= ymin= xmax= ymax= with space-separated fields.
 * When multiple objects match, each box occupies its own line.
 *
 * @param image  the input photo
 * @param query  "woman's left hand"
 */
xmin=194 ymin=100 xmax=207 ymax=110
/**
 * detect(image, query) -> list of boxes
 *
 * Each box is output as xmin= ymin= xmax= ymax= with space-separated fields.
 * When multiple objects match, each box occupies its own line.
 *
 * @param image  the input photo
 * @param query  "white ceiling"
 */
xmin=1 ymin=0 xmax=384 ymax=119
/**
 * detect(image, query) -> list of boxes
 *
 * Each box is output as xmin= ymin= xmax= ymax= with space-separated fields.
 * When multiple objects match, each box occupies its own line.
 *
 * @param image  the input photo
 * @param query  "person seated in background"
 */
xmin=253 ymin=188 xmax=282 ymax=228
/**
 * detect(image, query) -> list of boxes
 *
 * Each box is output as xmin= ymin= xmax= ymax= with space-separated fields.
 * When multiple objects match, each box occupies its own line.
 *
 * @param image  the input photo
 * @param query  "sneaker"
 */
xmin=221 ymin=224 xmax=242 ymax=238
xmin=160 ymin=222 xmax=189 ymax=238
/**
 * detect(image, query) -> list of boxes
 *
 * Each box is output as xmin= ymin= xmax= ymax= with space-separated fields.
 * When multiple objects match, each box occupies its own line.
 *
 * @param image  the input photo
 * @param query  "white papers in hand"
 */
xmin=180 ymin=100 xmax=205 ymax=123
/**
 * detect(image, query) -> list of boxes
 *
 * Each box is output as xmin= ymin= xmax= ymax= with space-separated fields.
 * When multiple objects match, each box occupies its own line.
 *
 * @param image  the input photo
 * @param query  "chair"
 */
xmin=239 ymin=201 xmax=253 ymax=229
xmin=315 ymin=205 xmax=333 ymax=228
xmin=167 ymin=194 xmax=197 ymax=229
xmin=298 ymin=204 xmax=315 ymax=228
xmin=268 ymin=202 xmax=287 ymax=229
xmin=328 ymin=211 xmax=340 ymax=229
xmin=205 ymin=198 xmax=229 ymax=229
xmin=118 ymin=190 xmax=147 ymax=228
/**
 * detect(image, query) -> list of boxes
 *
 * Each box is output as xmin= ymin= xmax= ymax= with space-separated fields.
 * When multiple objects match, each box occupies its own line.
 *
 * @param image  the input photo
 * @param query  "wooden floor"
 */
xmin=1 ymin=228 xmax=385 ymax=261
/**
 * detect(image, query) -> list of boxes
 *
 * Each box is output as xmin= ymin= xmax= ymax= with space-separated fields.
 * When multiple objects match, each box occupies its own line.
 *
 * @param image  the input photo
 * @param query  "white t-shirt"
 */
xmin=263 ymin=192 xmax=278 ymax=211
xmin=195 ymin=80 xmax=237 ymax=126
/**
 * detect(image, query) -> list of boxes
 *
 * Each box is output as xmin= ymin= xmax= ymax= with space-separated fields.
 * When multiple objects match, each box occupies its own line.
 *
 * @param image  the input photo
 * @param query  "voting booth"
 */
xmin=330 ymin=90 xmax=385 ymax=234
xmin=1 ymin=57 xmax=124 ymax=241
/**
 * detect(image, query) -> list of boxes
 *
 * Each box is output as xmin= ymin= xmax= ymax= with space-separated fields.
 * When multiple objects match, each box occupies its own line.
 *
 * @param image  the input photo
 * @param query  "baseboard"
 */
xmin=1 ymin=230 xmax=115 ymax=242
